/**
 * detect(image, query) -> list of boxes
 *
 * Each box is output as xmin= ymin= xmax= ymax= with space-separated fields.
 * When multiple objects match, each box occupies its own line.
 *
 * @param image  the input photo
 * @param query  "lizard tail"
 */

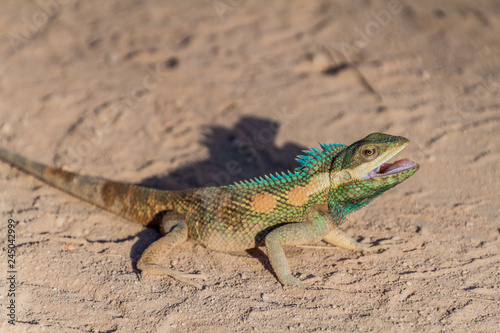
xmin=0 ymin=146 xmax=175 ymax=226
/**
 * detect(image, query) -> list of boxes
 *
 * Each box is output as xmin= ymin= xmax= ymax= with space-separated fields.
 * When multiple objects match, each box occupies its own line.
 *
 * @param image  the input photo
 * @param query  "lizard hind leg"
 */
xmin=137 ymin=211 xmax=207 ymax=288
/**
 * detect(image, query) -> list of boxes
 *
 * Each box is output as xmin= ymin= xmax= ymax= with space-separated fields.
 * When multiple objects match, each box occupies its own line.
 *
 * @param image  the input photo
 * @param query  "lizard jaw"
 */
xmin=361 ymin=158 xmax=417 ymax=179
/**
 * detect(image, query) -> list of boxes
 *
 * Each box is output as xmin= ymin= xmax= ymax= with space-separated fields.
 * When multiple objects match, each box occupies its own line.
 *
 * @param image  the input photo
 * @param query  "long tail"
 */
xmin=0 ymin=146 xmax=175 ymax=226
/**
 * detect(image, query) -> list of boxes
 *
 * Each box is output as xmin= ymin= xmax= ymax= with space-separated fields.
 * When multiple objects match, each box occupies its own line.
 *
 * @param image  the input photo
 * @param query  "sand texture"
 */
xmin=0 ymin=1 xmax=499 ymax=332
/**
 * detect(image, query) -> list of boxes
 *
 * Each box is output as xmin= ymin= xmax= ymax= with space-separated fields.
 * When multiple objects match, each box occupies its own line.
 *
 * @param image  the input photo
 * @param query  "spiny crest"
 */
xmin=230 ymin=142 xmax=346 ymax=188
xmin=231 ymin=169 xmax=299 ymax=188
xmin=295 ymin=143 xmax=346 ymax=174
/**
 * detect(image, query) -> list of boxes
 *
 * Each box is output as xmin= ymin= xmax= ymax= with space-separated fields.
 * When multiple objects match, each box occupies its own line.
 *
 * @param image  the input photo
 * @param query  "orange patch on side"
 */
xmin=250 ymin=192 xmax=277 ymax=213
xmin=287 ymin=186 xmax=309 ymax=206
xmin=287 ymin=173 xmax=330 ymax=206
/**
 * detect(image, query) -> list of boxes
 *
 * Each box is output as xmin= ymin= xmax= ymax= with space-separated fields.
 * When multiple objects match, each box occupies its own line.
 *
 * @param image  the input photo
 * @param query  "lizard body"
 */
xmin=0 ymin=133 xmax=419 ymax=287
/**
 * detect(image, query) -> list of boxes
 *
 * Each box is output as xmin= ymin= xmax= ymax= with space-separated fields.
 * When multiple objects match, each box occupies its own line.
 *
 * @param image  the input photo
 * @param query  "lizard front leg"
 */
xmin=137 ymin=211 xmax=207 ymax=288
xmin=265 ymin=205 xmax=334 ymax=287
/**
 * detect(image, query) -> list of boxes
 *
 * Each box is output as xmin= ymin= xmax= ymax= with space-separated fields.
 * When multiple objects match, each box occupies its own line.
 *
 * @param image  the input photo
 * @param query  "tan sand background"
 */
xmin=0 ymin=1 xmax=499 ymax=332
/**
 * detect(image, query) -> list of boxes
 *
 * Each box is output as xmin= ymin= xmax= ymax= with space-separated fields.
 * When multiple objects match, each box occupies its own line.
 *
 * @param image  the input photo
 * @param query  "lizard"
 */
xmin=0 ymin=132 xmax=419 ymax=288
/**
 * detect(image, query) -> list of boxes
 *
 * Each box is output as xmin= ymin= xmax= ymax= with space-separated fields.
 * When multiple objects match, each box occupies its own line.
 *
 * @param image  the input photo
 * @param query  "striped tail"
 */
xmin=0 ymin=146 xmax=174 ymax=226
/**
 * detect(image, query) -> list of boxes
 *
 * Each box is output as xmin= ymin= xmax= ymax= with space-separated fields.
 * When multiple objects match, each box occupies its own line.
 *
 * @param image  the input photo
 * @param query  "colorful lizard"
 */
xmin=0 ymin=133 xmax=418 ymax=288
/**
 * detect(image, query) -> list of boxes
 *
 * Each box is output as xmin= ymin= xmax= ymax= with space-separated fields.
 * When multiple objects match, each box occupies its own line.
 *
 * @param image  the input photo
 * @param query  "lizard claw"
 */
xmin=280 ymin=273 xmax=326 ymax=289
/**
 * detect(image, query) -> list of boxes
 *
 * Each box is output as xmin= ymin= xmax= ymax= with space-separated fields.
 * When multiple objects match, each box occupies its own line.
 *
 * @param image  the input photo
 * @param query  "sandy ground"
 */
xmin=0 ymin=0 xmax=499 ymax=332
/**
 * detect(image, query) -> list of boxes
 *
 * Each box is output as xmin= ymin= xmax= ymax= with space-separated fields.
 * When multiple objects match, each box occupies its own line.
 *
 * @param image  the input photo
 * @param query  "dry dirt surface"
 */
xmin=0 ymin=1 xmax=499 ymax=332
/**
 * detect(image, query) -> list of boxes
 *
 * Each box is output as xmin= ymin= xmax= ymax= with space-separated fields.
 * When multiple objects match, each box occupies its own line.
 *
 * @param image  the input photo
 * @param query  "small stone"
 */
xmin=105 ymin=52 xmax=120 ymax=65
xmin=55 ymin=216 xmax=66 ymax=227
xmin=398 ymin=288 xmax=414 ymax=301
xmin=0 ymin=123 xmax=12 ymax=135
xmin=311 ymin=53 xmax=330 ymax=72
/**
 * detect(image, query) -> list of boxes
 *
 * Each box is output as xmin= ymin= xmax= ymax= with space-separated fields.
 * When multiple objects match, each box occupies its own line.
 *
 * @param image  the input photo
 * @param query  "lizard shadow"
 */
xmin=129 ymin=116 xmax=305 ymax=279
xmin=138 ymin=116 xmax=304 ymax=190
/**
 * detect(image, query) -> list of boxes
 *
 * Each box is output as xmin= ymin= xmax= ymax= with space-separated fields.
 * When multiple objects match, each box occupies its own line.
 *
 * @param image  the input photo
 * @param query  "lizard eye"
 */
xmin=361 ymin=146 xmax=378 ymax=160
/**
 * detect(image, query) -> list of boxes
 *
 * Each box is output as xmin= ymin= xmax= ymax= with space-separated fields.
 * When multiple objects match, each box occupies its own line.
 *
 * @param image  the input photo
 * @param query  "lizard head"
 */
xmin=328 ymin=133 xmax=419 ymax=216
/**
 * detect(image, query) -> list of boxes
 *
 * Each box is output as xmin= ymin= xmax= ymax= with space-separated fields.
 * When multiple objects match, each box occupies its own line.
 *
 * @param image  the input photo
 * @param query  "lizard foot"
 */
xmin=140 ymin=264 xmax=207 ymax=289
xmin=280 ymin=273 xmax=331 ymax=289
xmin=299 ymin=274 xmax=338 ymax=290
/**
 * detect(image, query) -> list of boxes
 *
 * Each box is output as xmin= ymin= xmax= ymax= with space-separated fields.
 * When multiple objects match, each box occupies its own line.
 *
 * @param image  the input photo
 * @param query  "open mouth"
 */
xmin=361 ymin=158 xmax=417 ymax=179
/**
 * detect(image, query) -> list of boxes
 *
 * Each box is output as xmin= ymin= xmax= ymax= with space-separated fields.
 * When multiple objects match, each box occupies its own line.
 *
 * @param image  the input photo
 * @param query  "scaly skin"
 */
xmin=0 ymin=133 xmax=419 ymax=288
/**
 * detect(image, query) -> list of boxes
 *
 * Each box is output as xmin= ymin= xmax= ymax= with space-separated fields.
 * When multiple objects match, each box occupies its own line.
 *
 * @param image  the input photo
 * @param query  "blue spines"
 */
xmin=320 ymin=143 xmax=344 ymax=151
xmin=310 ymin=147 xmax=322 ymax=154
xmin=230 ymin=142 xmax=347 ymax=188
xmin=296 ymin=155 xmax=308 ymax=164
xmin=231 ymin=169 xmax=296 ymax=188
xmin=295 ymin=143 xmax=346 ymax=174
